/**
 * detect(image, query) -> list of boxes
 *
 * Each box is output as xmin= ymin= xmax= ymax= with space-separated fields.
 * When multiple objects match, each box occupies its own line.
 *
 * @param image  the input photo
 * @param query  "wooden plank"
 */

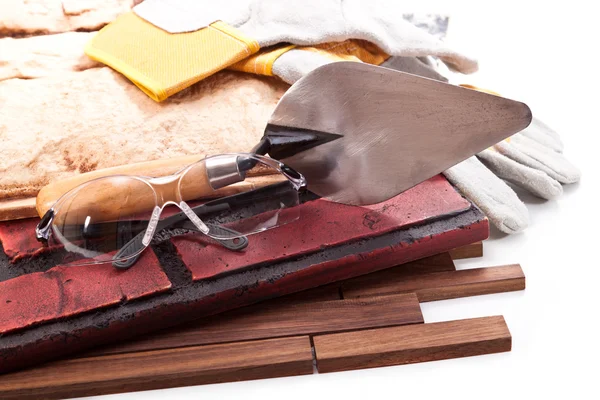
xmin=86 ymin=293 xmax=423 ymax=357
xmin=391 ymin=252 xmax=456 ymax=274
xmin=314 ymin=316 xmax=511 ymax=373
xmin=36 ymin=158 xmax=281 ymax=218
xmin=0 ymin=197 xmax=37 ymax=222
xmin=0 ymin=336 xmax=314 ymax=400
xmin=343 ymin=264 xmax=525 ymax=302
xmin=449 ymin=241 xmax=483 ymax=260
xmin=277 ymin=283 xmax=341 ymax=304
xmin=340 ymin=253 xmax=455 ymax=298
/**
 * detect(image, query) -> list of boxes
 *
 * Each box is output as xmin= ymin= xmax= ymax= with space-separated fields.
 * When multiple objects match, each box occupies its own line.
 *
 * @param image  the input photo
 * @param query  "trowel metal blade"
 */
xmin=266 ymin=62 xmax=532 ymax=205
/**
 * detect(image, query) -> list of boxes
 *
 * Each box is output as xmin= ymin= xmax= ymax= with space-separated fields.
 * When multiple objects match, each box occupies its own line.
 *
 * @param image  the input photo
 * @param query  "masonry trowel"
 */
xmin=253 ymin=61 xmax=532 ymax=205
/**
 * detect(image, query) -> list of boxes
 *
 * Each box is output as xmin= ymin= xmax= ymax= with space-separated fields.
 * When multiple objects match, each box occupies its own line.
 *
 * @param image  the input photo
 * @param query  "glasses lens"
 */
xmin=179 ymin=154 xmax=305 ymax=240
xmin=49 ymin=176 xmax=157 ymax=264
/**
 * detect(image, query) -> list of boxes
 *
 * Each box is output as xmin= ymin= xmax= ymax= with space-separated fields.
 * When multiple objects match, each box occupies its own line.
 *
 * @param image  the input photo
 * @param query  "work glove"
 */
xmin=445 ymin=124 xmax=580 ymax=233
xmin=84 ymin=0 xmax=477 ymax=101
xmin=479 ymin=121 xmax=580 ymax=200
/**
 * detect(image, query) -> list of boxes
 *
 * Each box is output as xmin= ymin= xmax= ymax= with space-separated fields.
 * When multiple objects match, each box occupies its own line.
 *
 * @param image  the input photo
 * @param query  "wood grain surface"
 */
xmin=340 ymin=252 xmax=455 ymax=295
xmin=0 ymin=154 xmax=205 ymax=222
xmin=0 ymin=247 xmax=524 ymax=398
xmin=41 ymin=173 xmax=286 ymax=224
xmin=275 ymin=283 xmax=341 ymax=304
xmin=342 ymin=264 xmax=525 ymax=301
xmin=85 ymin=293 xmax=423 ymax=357
xmin=388 ymin=251 xmax=456 ymax=274
xmin=313 ymin=316 xmax=511 ymax=373
xmin=0 ymin=197 xmax=37 ymax=222
xmin=0 ymin=174 xmax=281 ymax=221
xmin=0 ymin=336 xmax=314 ymax=400
xmin=449 ymin=241 xmax=483 ymax=259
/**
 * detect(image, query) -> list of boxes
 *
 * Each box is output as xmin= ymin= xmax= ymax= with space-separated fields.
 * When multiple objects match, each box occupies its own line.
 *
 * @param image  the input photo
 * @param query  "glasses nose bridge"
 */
xmin=148 ymin=175 xmax=182 ymax=205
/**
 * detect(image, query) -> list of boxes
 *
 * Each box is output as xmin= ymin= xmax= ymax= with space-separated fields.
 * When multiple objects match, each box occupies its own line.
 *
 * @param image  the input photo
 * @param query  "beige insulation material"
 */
xmin=0 ymin=68 xmax=288 ymax=199
xmin=0 ymin=32 xmax=99 ymax=81
xmin=0 ymin=0 xmax=138 ymax=36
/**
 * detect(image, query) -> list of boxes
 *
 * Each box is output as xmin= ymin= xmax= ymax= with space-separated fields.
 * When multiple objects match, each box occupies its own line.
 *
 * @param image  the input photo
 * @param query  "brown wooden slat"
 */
xmin=449 ymin=241 xmax=483 ymax=260
xmin=314 ymin=316 xmax=511 ymax=373
xmin=83 ymin=284 xmax=340 ymax=357
xmin=87 ymin=293 xmax=423 ymax=357
xmin=0 ymin=336 xmax=314 ymax=400
xmin=393 ymin=252 xmax=456 ymax=274
xmin=339 ymin=253 xmax=455 ymax=298
xmin=343 ymin=264 xmax=525 ymax=302
xmin=277 ymin=283 xmax=341 ymax=304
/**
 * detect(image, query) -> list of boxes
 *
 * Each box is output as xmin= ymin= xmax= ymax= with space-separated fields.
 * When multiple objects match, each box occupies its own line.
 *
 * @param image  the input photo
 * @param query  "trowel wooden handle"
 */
xmin=36 ymin=155 xmax=284 ymax=219
xmin=36 ymin=154 xmax=202 ymax=217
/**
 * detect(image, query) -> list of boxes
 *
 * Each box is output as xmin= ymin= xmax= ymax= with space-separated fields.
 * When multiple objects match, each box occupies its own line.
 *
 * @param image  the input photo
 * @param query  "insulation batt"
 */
xmin=0 ymin=68 xmax=288 ymax=199
xmin=0 ymin=0 xmax=138 ymax=36
xmin=0 ymin=32 xmax=98 ymax=81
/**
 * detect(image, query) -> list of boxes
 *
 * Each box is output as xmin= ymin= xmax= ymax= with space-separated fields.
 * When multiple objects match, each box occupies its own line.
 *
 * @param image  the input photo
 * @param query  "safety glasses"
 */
xmin=36 ymin=153 xmax=306 ymax=268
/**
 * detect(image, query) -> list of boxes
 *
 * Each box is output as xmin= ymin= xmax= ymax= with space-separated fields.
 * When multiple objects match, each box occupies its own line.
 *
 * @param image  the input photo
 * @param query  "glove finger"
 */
xmin=518 ymin=117 xmax=564 ymax=152
xmin=402 ymin=14 xmax=449 ymax=40
xmin=477 ymin=149 xmax=562 ymax=200
xmin=494 ymin=138 xmax=581 ymax=184
xmin=443 ymin=157 xmax=529 ymax=234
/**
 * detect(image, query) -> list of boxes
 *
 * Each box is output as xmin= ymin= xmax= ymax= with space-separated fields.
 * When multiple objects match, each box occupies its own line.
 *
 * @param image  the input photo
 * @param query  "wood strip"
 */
xmin=314 ymin=316 xmax=511 ymax=373
xmin=86 ymin=293 xmax=422 ymax=357
xmin=276 ymin=283 xmax=341 ymax=304
xmin=37 ymin=173 xmax=286 ymax=220
xmin=0 ymin=164 xmax=282 ymax=223
xmin=0 ymin=197 xmax=37 ymax=222
xmin=0 ymin=336 xmax=314 ymax=400
xmin=392 ymin=252 xmax=456 ymax=274
xmin=343 ymin=264 xmax=525 ymax=302
xmin=339 ymin=252 xmax=455 ymax=299
xmin=449 ymin=241 xmax=483 ymax=260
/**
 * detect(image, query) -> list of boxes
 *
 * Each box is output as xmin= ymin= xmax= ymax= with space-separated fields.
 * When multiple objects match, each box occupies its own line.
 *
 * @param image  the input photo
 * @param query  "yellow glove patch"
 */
xmin=229 ymin=39 xmax=390 ymax=77
xmin=459 ymin=84 xmax=501 ymax=97
xmin=85 ymin=12 xmax=259 ymax=102
xmin=229 ymin=44 xmax=297 ymax=76
xmin=309 ymin=40 xmax=390 ymax=65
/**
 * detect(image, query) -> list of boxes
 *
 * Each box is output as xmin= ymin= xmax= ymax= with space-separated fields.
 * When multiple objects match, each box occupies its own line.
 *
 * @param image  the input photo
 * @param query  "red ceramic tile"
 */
xmin=0 ymin=201 xmax=216 ymax=262
xmin=172 ymin=175 xmax=472 ymax=281
xmin=0 ymin=218 xmax=58 ymax=261
xmin=0 ymin=249 xmax=171 ymax=335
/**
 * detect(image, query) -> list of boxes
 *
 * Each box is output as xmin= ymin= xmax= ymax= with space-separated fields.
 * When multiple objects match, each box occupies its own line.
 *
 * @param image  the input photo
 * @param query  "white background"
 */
xmin=89 ymin=2 xmax=600 ymax=399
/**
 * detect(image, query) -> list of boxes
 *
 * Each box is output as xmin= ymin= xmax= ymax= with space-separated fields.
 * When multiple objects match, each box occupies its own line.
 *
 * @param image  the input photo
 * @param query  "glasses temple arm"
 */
xmin=112 ymin=182 xmax=299 ymax=269
xmin=112 ymin=203 xmax=248 ymax=269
